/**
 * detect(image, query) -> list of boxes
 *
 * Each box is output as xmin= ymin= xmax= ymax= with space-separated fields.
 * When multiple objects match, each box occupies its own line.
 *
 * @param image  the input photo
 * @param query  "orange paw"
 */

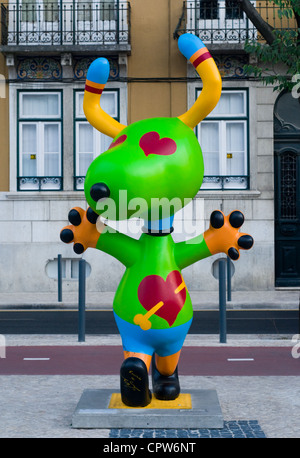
xmin=204 ymin=210 xmax=254 ymax=260
xmin=60 ymin=207 xmax=104 ymax=254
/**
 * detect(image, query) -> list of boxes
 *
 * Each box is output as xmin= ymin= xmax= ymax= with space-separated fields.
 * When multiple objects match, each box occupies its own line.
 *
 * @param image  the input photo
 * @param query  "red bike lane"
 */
xmin=0 ymin=345 xmax=299 ymax=376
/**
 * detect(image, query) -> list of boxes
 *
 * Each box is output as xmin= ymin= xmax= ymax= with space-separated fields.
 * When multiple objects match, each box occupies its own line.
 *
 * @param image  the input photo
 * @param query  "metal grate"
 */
xmin=17 ymin=176 xmax=63 ymax=191
xmin=280 ymin=152 xmax=297 ymax=220
xmin=201 ymin=175 xmax=249 ymax=190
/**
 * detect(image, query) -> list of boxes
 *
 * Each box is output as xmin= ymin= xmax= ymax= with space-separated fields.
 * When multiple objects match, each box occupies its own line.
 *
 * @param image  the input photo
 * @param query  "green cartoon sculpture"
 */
xmin=60 ymin=34 xmax=254 ymax=407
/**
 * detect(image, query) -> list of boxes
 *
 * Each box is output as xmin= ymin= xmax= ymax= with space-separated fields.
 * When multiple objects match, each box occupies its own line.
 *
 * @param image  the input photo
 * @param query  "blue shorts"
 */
xmin=114 ymin=312 xmax=192 ymax=357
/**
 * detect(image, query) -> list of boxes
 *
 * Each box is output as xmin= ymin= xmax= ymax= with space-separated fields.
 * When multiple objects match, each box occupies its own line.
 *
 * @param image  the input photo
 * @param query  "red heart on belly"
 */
xmin=139 ymin=132 xmax=177 ymax=157
xmin=137 ymin=271 xmax=186 ymax=327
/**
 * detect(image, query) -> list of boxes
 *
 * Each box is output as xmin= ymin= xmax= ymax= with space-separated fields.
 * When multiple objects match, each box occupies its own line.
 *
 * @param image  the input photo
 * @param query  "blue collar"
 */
xmin=143 ymin=216 xmax=174 ymax=235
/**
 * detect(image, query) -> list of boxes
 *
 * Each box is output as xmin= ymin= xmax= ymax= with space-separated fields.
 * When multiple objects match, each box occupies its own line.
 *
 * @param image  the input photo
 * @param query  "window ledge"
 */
xmin=4 ymin=191 xmax=85 ymax=201
xmin=3 ymin=189 xmax=262 ymax=201
xmin=196 ymin=190 xmax=261 ymax=199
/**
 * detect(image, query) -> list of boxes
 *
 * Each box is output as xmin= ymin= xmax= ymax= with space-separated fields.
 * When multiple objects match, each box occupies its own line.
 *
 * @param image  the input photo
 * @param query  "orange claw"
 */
xmin=204 ymin=210 xmax=254 ymax=260
xmin=60 ymin=207 xmax=104 ymax=254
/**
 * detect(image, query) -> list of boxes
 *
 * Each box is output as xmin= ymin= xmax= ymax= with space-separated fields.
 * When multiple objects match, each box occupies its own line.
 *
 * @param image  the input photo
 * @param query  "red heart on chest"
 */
xmin=139 ymin=131 xmax=177 ymax=157
xmin=137 ymin=271 xmax=186 ymax=327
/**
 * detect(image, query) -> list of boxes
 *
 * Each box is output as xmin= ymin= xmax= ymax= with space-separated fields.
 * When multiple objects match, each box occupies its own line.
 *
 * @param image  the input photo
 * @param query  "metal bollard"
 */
xmin=227 ymin=256 xmax=232 ymax=302
xmin=57 ymin=254 xmax=62 ymax=302
xmin=219 ymin=258 xmax=227 ymax=343
xmin=78 ymin=259 xmax=86 ymax=342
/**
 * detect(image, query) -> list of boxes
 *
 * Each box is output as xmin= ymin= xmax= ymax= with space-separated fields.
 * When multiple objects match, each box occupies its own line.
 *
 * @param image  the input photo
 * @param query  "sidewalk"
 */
xmin=0 ymin=289 xmax=299 ymax=439
xmin=0 ymin=332 xmax=299 ymax=438
xmin=0 ymin=289 xmax=299 ymax=310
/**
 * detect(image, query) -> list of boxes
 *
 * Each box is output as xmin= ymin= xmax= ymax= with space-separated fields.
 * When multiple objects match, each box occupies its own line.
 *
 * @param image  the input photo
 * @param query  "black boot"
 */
xmin=151 ymin=357 xmax=180 ymax=401
xmin=120 ymin=357 xmax=152 ymax=407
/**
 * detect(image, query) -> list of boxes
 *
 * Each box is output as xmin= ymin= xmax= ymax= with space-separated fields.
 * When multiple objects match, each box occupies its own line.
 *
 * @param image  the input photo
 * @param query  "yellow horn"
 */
xmin=83 ymin=58 xmax=126 ymax=139
xmin=177 ymin=34 xmax=222 ymax=128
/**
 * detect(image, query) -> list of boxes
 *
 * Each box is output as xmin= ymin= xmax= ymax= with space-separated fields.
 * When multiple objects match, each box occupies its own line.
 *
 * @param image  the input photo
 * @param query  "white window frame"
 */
xmin=197 ymin=89 xmax=249 ymax=190
xmin=19 ymin=0 xmax=60 ymax=31
xmin=207 ymin=89 xmax=247 ymax=118
xmin=74 ymin=89 xmax=119 ymax=190
xmin=76 ymin=0 xmax=116 ymax=26
xmin=18 ymin=90 xmax=62 ymax=191
xmin=75 ymin=89 xmax=118 ymax=119
xmin=19 ymin=91 xmax=61 ymax=119
xmin=19 ymin=121 xmax=61 ymax=176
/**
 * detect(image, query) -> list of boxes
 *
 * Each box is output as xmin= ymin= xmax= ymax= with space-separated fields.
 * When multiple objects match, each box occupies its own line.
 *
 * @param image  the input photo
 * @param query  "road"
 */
xmin=0 ymin=309 xmax=298 ymax=335
xmin=0 ymin=310 xmax=299 ymax=377
xmin=0 ymin=345 xmax=299 ymax=376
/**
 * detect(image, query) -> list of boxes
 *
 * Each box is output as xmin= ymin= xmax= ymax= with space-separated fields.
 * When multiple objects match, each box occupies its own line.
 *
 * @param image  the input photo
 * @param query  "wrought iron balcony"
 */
xmin=0 ymin=1 xmax=130 ymax=52
xmin=17 ymin=176 xmax=63 ymax=191
xmin=174 ymin=1 xmax=297 ymax=48
xmin=201 ymin=175 xmax=249 ymax=191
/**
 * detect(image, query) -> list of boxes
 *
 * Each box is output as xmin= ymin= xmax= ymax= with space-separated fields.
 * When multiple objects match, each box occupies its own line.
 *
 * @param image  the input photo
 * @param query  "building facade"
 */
xmin=0 ymin=0 xmax=299 ymax=297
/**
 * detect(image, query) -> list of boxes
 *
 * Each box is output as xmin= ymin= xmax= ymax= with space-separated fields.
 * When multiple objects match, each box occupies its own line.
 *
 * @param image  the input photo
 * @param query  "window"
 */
xmin=100 ymin=0 xmax=115 ymax=21
xmin=21 ymin=0 xmax=37 ymax=22
xmin=74 ymin=89 xmax=119 ymax=190
xmin=44 ymin=0 xmax=59 ymax=23
xmin=76 ymin=0 xmax=115 ymax=23
xmin=18 ymin=91 xmax=62 ymax=191
xmin=191 ymin=0 xmax=251 ymax=44
xmin=198 ymin=0 xmax=243 ymax=21
xmin=77 ymin=0 xmax=92 ymax=22
xmin=197 ymin=90 xmax=249 ymax=190
xmin=199 ymin=0 xmax=218 ymax=19
xmin=21 ymin=0 xmax=59 ymax=23
xmin=225 ymin=0 xmax=243 ymax=19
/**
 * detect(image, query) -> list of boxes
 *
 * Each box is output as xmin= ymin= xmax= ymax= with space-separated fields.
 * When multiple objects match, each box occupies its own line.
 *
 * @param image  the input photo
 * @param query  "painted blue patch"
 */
xmin=178 ymin=33 xmax=205 ymax=60
xmin=86 ymin=57 xmax=110 ymax=84
xmin=144 ymin=216 xmax=174 ymax=232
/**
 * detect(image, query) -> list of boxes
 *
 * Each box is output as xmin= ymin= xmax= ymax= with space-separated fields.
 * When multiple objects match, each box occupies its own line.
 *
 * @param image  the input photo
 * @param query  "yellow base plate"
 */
xmin=108 ymin=393 xmax=192 ymax=410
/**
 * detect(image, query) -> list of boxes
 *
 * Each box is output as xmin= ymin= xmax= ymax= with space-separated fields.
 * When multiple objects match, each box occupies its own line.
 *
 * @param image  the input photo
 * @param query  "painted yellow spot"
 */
xmin=108 ymin=393 xmax=192 ymax=409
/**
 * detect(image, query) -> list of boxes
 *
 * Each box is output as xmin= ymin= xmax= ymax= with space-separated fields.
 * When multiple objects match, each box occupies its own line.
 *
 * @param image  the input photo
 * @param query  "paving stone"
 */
xmin=109 ymin=421 xmax=266 ymax=438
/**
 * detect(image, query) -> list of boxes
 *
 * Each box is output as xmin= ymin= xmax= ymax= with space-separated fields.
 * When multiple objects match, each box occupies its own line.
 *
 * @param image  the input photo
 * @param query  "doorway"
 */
xmin=274 ymin=91 xmax=300 ymax=287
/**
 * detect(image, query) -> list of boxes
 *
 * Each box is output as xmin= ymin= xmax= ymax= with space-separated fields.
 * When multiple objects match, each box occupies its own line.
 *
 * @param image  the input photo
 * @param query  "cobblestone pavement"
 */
xmin=0 ymin=334 xmax=299 ymax=438
xmin=110 ymin=421 xmax=266 ymax=438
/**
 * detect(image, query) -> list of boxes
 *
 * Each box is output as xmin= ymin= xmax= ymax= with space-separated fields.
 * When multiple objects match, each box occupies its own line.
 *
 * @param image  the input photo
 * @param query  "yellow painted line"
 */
xmin=108 ymin=393 xmax=192 ymax=410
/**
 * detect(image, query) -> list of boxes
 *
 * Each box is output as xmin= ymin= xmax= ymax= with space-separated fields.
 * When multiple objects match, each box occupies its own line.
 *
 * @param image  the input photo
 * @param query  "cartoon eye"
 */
xmin=108 ymin=134 xmax=127 ymax=150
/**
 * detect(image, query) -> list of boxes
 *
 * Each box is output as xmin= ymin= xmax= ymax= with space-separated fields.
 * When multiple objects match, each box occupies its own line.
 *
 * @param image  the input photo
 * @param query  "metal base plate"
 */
xmin=72 ymin=389 xmax=224 ymax=429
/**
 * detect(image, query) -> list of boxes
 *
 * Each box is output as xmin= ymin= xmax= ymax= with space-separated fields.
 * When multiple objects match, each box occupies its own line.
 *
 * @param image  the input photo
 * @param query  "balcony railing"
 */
xmin=17 ymin=176 xmax=62 ymax=191
xmin=1 ymin=1 xmax=130 ymax=48
xmin=201 ymin=175 xmax=249 ymax=190
xmin=174 ymin=1 xmax=297 ymax=45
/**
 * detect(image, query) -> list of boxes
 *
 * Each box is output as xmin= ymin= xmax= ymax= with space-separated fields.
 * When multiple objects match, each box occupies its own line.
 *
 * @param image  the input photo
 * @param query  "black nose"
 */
xmin=90 ymin=182 xmax=110 ymax=202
